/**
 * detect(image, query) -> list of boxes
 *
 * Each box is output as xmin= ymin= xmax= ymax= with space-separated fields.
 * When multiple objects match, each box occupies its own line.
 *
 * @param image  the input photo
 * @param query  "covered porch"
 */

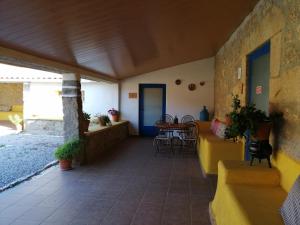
xmin=0 ymin=0 xmax=300 ymax=225
xmin=0 ymin=137 xmax=214 ymax=225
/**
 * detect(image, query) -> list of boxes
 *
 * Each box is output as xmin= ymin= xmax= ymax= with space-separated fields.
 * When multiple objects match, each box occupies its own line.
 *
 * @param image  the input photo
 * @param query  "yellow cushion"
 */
xmin=220 ymin=160 xmax=281 ymax=186
xmin=212 ymin=152 xmax=300 ymax=225
xmin=200 ymin=138 xmax=244 ymax=174
xmin=0 ymin=112 xmax=23 ymax=121
xmin=272 ymin=151 xmax=300 ymax=192
xmin=212 ymin=184 xmax=286 ymax=225
xmin=211 ymin=160 xmax=285 ymax=225
xmin=11 ymin=105 xmax=23 ymax=112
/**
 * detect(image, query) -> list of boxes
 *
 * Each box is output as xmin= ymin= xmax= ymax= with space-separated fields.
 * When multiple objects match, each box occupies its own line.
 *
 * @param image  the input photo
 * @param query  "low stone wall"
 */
xmin=24 ymin=119 xmax=63 ymax=136
xmin=82 ymin=121 xmax=129 ymax=164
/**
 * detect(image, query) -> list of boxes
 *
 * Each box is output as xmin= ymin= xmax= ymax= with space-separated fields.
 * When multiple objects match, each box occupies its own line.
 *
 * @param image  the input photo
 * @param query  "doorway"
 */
xmin=245 ymin=41 xmax=270 ymax=160
xmin=139 ymin=84 xmax=166 ymax=136
xmin=247 ymin=41 xmax=270 ymax=113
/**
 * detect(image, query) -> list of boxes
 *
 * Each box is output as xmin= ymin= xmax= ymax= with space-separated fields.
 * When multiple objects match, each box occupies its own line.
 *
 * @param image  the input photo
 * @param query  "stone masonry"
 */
xmin=214 ymin=0 xmax=300 ymax=159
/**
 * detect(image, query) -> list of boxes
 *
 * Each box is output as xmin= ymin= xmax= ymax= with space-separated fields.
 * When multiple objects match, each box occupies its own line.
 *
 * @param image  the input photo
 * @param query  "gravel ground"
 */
xmin=0 ymin=132 xmax=63 ymax=188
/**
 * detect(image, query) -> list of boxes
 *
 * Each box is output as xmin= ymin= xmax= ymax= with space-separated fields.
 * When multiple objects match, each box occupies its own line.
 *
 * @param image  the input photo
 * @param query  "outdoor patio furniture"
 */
xmin=181 ymin=115 xmax=195 ymax=123
xmin=178 ymin=122 xmax=198 ymax=154
xmin=154 ymin=122 xmax=194 ymax=155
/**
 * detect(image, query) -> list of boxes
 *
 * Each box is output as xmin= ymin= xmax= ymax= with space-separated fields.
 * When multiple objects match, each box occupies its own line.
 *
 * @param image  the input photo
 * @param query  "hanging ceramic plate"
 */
xmin=188 ymin=83 xmax=196 ymax=91
xmin=175 ymin=79 xmax=181 ymax=85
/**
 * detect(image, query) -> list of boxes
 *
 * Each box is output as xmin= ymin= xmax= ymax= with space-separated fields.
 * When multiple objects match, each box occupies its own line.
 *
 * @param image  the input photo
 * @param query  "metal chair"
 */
xmin=179 ymin=122 xmax=198 ymax=154
xmin=153 ymin=119 xmax=174 ymax=155
xmin=181 ymin=115 xmax=195 ymax=124
xmin=177 ymin=115 xmax=195 ymax=138
xmin=161 ymin=114 xmax=174 ymax=123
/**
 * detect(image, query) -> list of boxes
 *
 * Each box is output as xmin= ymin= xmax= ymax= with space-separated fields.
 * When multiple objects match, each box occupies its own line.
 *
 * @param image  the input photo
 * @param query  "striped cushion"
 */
xmin=280 ymin=176 xmax=300 ymax=225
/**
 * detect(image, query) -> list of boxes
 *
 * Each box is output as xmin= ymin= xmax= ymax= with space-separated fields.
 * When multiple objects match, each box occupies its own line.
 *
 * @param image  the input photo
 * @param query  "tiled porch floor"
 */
xmin=0 ymin=137 xmax=215 ymax=225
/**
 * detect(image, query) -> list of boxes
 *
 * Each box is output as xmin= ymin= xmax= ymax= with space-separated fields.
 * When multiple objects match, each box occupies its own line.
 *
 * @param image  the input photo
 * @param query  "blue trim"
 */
xmin=139 ymin=84 xmax=166 ymax=136
xmin=245 ymin=41 xmax=270 ymax=160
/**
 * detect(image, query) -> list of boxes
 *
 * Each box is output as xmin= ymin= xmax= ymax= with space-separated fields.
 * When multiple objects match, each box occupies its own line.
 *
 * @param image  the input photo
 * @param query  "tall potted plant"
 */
xmin=225 ymin=95 xmax=271 ymax=141
xmin=54 ymin=139 xmax=81 ymax=170
xmin=82 ymin=112 xmax=91 ymax=132
xmin=108 ymin=108 xmax=120 ymax=122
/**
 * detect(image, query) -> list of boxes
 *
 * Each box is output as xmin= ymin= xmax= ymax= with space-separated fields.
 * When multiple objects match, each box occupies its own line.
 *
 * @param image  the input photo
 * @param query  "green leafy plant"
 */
xmin=100 ymin=115 xmax=111 ymax=124
xmin=54 ymin=139 xmax=81 ymax=160
xmin=225 ymin=95 xmax=269 ymax=141
xmin=83 ymin=112 xmax=91 ymax=120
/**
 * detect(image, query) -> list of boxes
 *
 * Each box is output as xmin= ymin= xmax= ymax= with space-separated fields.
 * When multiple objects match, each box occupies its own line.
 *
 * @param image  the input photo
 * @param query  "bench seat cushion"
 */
xmin=213 ymin=184 xmax=286 ymax=225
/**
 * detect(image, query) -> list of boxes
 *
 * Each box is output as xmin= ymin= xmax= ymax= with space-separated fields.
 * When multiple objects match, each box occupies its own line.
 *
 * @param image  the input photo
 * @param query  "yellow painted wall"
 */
xmin=214 ymin=0 xmax=300 ymax=160
xmin=0 ymin=83 xmax=23 ymax=107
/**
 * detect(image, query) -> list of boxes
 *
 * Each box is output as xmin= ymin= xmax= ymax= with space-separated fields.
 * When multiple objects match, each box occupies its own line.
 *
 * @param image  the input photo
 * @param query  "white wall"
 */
xmin=24 ymin=82 xmax=63 ymax=120
xmin=121 ymin=57 xmax=215 ymax=135
xmin=81 ymin=82 xmax=119 ymax=116
xmin=24 ymin=81 xmax=119 ymax=120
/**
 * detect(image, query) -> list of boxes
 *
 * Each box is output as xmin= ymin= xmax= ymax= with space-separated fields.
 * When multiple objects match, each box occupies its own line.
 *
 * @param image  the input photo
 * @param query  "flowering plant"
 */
xmin=108 ymin=108 xmax=119 ymax=116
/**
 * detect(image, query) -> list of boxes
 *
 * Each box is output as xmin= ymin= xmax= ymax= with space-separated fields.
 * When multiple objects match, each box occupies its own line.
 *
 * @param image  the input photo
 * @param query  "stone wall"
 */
xmin=214 ymin=0 xmax=300 ymax=160
xmin=0 ymin=83 xmax=23 ymax=106
xmin=82 ymin=121 xmax=129 ymax=164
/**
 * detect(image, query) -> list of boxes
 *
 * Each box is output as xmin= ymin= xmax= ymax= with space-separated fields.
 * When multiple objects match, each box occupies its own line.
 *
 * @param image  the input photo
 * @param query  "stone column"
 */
xmin=62 ymin=73 xmax=84 ymax=142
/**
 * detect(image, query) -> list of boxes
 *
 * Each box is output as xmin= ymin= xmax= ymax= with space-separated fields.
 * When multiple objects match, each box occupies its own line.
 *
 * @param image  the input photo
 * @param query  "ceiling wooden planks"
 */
xmin=0 ymin=0 xmax=258 ymax=79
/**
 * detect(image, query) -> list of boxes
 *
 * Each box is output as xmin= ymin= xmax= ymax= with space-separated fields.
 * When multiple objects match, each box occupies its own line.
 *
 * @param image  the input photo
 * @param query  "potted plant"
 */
xmin=54 ymin=139 xmax=81 ymax=170
xmin=82 ymin=112 xmax=91 ymax=132
xmin=98 ymin=115 xmax=111 ymax=126
xmin=225 ymin=95 xmax=271 ymax=141
xmin=108 ymin=108 xmax=120 ymax=122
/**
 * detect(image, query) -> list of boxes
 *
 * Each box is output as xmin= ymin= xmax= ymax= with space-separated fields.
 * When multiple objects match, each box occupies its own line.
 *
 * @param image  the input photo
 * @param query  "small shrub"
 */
xmin=83 ymin=112 xmax=91 ymax=120
xmin=54 ymin=139 xmax=81 ymax=160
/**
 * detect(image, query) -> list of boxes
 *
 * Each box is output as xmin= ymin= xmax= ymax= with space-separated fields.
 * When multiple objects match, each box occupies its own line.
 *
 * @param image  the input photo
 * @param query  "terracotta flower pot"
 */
xmin=254 ymin=122 xmax=272 ymax=141
xmin=111 ymin=114 xmax=119 ymax=122
xmin=82 ymin=120 xmax=90 ymax=132
xmin=59 ymin=160 xmax=72 ymax=171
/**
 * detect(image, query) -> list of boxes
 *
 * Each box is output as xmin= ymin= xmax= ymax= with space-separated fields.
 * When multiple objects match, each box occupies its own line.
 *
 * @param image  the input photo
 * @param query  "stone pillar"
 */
xmin=62 ymin=73 xmax=84 ymax=142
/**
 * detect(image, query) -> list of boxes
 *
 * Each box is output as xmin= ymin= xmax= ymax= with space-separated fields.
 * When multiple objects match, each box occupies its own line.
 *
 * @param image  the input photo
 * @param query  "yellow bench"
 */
xmin=210 ymin=151 xmax=300 ymax=225
xmin=195 ymin=121 xmax=244 ymax=175
xmin=0 ymin=105 xmax=23 ymax=121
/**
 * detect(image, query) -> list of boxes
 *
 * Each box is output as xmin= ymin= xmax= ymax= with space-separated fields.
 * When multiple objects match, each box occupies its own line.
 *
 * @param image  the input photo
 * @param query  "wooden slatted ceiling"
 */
xmin=0 ymin=0 xmax=258 ymax=79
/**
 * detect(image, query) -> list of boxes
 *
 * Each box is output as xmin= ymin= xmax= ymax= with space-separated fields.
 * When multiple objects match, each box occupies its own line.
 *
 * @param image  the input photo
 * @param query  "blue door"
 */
xmin=245 ymin=41 xmax=270 ymax=160
xmin=139 ymin=84 xmax=166 ymax=136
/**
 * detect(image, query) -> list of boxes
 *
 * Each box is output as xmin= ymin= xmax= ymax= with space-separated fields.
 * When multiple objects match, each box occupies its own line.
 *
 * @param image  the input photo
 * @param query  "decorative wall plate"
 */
xmin=200 ymin=81 xmax=205 ymax=86
xmin=175 ymin=79 xmax=181 ymax=85
xmin=188 ymin=83 xmax=196 ymax=91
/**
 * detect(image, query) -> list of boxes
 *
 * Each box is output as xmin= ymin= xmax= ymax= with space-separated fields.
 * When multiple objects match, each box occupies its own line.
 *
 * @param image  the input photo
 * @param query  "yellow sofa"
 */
xmin=0 ymin=105 xmax=23 ymax=121
xmin=211 ymin=151 xmax=300 ymax=225
xmin=195 ymin=121 xmax=244 ymax=175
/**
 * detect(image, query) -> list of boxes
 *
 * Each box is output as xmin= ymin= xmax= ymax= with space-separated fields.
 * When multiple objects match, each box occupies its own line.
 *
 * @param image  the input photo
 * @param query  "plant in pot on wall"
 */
xmin=225 ymin=95 xmax=271 ymax=141
xmin=98 ymin=114 xmax=111 ymax=126
xmin=82 ymin=112 xmax=91 ymax=132
xmin=225 ymin=95 xmax=274 ymax=167
xmin=54 ymin=139 xmax=81 ymax=170
xmin=108 ymin=108 xmax=120 ymax=122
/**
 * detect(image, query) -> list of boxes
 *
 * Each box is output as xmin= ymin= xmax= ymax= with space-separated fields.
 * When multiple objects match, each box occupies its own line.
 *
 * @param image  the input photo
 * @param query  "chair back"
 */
xmin=181 ymin=122 xmax=198 ymax=139
xmin=181 ymin=115 xmax=195 ymax=124
xmin=161 ymin=114 xmax=173 ymax=124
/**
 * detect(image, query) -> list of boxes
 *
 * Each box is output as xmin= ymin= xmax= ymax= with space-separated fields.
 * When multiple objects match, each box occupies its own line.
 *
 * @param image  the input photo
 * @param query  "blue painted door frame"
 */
xmin=245 ymin=41 xmax=270 ymax=160
xmin=139 ymin=84 xmax=166 ymax=136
